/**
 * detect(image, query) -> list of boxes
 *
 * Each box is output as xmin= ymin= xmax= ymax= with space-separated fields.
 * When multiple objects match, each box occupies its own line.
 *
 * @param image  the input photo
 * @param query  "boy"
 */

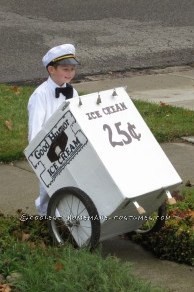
xmin=28 ymin=43 xmax=79 ymax=216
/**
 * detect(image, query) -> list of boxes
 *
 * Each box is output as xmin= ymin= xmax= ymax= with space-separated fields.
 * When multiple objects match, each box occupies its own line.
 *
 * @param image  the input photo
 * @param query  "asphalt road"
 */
xmin=0 ymin=0 xmax=194 ymax=83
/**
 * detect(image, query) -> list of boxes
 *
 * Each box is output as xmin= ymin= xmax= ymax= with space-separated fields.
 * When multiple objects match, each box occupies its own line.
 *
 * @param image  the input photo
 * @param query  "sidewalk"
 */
xmin=0 ymin=66 xmax=194 ymax=292
xmin=75 ymin=65 xmax=194 ymax=110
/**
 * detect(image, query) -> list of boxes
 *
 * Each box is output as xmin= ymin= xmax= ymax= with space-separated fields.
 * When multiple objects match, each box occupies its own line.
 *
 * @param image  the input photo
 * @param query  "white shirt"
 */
xmin=28 ymin=77 xmax=78 ymax=142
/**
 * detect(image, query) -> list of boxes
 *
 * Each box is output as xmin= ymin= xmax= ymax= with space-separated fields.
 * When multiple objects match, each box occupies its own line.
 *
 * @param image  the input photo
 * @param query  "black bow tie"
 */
xmin=55 ymin=84 xmax=73 ymax=99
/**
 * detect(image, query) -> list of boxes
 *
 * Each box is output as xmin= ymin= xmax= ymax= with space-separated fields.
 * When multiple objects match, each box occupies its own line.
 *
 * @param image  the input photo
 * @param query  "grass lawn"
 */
xmin=0 ymin=84 xmax=34 ymax=161
xmin=0 ymin=214 xmax=166 ymax=292
xmin=1 ymin=83 xmax=194 ymax=162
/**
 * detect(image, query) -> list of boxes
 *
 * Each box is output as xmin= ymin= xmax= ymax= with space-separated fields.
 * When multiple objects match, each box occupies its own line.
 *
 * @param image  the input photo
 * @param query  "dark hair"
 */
xmin=46 ymin=61 xmax=59 ymax=70
xmin=46 ymin=62 xmax=60 ymax=75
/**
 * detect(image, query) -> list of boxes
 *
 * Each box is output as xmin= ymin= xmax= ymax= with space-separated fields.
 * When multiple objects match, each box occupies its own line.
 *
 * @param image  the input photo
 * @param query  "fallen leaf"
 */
xmin=185 ymin=180 xmax=192 ymax=187
xmin=16 ymin=209 xmax=23 ymax=214
xmin=160 ymin=101 xmax=167 ymax=107
xmin=4 ymin=120 xmax=13 ymax=131
xmin=54 ymin=262 xmax=64 ymax=272
xmin=39 ymin=241 xmax=46 ymax=249
xmin=0 ymin=284 xmax=12 ymax=292
xmin=171 ymin=190 xmax=184 ymax=201
xmin=21 ymin=232 xmax=30 ymax=241
xmin=27 ymin=241 xmax=36 ymax=248
xmin=189 ymin=210 xmax=194 ymax=218
xmin=11 ymin=86 xmax=21 ymax=95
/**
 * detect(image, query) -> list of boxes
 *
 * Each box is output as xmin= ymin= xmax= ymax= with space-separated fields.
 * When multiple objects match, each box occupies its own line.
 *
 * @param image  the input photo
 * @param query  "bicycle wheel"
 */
xmin=47 ymin=187 xmax=100 ymax=249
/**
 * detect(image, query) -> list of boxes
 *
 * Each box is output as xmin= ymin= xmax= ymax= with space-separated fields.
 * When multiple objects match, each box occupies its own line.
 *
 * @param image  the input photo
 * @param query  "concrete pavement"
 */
xmin=75 ymin=65 xmax=194 ymax=110
xmin=0 ymin=66 xmax=194 ymax=291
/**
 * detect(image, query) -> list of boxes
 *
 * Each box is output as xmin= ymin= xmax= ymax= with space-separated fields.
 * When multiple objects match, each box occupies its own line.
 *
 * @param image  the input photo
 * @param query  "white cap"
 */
xmin=42 ymin=44 xmax=79 ymax=67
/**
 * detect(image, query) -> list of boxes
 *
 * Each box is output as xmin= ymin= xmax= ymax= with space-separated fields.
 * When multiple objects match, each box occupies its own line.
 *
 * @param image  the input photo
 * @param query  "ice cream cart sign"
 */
xmin=86 ymin=102 xmax=141 ymax=147
xmin=27 ymin=110 xmax=88 ymax=188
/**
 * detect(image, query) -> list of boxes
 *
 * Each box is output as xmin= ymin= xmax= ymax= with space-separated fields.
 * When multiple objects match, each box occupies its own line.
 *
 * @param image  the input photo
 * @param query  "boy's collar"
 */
xmin=47 ymin=76 xmax=66 ymax=92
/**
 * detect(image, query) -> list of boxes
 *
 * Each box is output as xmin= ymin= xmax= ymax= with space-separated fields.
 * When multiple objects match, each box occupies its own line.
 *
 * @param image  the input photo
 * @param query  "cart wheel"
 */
xmin=135 ymin=202 xmax=167 ymax=235
xmin=47 ymin=187 xmax=100 ymax=249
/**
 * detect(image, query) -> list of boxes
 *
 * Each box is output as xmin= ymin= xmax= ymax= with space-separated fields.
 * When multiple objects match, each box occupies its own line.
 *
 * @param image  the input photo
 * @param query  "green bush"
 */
xmin=132 ymin=226 xmax=193 ymax=266
xmin=131 ymin=188 xmax=194 ymax=266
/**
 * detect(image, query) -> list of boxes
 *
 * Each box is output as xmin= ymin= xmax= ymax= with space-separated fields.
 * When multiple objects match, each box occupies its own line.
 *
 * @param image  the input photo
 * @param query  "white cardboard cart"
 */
xmin=24 ymin=87 xmax=182 ymax=248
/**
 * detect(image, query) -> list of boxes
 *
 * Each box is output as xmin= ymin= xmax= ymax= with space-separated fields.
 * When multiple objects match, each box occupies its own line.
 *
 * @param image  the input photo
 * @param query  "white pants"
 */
xmin=35 ymin=183 xmax=50 ymax=216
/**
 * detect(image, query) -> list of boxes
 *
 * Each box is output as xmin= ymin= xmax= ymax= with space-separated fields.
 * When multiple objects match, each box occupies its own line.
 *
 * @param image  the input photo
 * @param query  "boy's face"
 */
xmin=48 ymin=64 xmax=76 ymax=86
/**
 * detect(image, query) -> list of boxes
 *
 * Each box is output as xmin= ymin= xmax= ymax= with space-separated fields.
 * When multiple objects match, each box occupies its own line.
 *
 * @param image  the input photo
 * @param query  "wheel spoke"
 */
xmin=71 ymin=194 xmax=74 ymax=215
xmin=77 ymin=206 xmax=87 ymax=217
xmin=79 ymin=225 xmax=91 ymax=237
xmin=75 ymin=226 xmax=90 ymax=246
xmin=76 ymin=199 xmax=81 ymax=217
xmin=66 ymin=195 xmax=74 ymax=217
